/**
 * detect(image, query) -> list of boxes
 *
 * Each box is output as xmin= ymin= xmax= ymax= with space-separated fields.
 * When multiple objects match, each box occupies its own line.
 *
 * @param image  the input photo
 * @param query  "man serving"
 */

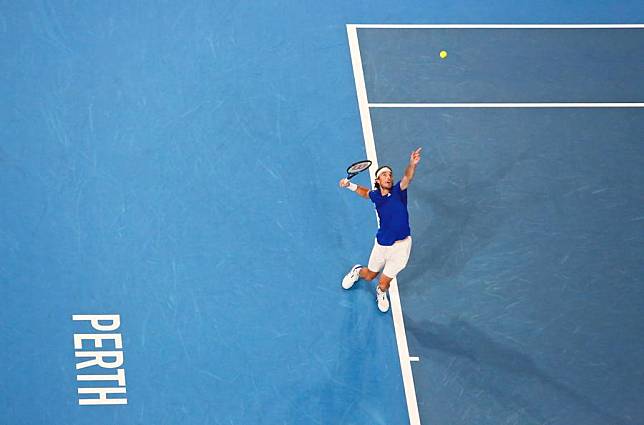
xmin=339 ymin=148 xmax=422 ymax=312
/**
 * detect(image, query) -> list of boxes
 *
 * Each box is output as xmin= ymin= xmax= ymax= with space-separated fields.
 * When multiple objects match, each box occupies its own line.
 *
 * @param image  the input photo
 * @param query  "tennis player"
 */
xmin=339 ymin=148 xmax=422 ymax=312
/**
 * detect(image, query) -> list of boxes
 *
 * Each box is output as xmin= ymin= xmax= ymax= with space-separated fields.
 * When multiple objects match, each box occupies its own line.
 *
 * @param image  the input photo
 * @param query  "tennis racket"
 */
xmin=346 ymin=159 xmax=372 ymax=180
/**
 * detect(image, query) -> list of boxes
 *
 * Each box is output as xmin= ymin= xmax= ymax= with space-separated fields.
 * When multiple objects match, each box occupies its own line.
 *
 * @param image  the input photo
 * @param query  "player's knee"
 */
xmin=361 ymin=268 xmax=378 ymax=281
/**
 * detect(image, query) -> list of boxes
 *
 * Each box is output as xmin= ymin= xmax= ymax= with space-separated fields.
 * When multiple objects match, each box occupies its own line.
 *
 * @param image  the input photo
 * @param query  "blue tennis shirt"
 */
xmin=369 ymin=181 xmax=411 ymax=246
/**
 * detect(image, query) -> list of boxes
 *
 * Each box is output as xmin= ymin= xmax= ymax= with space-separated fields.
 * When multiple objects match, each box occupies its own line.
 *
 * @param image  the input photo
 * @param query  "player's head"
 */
xmin=374 ymin=166 xmax=393 ymax=190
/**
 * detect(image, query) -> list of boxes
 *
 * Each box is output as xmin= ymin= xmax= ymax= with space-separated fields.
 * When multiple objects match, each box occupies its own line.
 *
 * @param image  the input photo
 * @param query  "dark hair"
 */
xmin=374 ymin=165 xmax=392 ymax=190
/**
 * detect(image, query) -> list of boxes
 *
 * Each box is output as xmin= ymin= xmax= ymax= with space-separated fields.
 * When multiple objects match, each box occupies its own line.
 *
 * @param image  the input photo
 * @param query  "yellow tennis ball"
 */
xmin=440 ymin=50 xmax=448 ymax=59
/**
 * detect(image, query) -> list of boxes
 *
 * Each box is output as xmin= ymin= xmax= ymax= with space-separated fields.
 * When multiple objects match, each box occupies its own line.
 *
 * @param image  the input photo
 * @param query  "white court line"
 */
xmin=349 ymin=23 xmax=644 ymax=109
xmin=347 ymin=24 xmax=421 ymax=425
xmin=346 ymin=22 xmax=643 ymax=425
xmin=352 ymin=24 xmax=644 ymax=29
xmin=370 ymin=103 xmax=644 ymax=108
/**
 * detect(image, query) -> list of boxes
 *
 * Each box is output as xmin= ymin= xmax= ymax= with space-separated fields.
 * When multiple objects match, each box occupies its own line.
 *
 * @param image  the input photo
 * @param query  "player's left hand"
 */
xmin=410 ymin=147 xmax=422 ymax=165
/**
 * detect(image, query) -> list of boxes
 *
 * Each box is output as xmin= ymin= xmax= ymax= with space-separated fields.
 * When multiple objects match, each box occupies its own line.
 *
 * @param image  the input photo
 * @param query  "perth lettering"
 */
xmin=72 ymin=314 xmax=127 ymax=405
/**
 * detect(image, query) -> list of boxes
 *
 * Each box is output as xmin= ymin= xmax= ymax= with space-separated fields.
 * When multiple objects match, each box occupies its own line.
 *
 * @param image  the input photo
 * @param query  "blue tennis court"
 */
xmin=2 ymin=3 xmax=644 ymax=425
xmin=352 ymin=25 xmax=644 ymax=424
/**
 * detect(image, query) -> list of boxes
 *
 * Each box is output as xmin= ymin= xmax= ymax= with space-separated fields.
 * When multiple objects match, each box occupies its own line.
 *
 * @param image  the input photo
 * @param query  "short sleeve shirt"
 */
xmin=368 ymin=181 xmax=411 ymax=246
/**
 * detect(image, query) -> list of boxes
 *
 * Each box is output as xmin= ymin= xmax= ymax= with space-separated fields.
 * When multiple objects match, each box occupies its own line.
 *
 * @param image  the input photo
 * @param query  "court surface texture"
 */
xmin=2 ymin=2 xmax=644 ymax=424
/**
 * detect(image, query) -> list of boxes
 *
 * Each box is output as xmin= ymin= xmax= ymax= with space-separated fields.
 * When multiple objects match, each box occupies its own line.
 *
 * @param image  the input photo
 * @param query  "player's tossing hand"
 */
xmin=410 ymin=147 xmax=422 ymax=165
xmin=339 ymin=178 xmax=350 ymax=188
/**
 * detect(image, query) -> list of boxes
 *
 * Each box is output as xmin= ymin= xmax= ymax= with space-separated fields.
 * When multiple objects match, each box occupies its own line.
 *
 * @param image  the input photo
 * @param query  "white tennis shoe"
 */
xmin=376 ymin=286 xmax=390 ymax=313
xmin=342 ymin=264 xmax=362 ymax=289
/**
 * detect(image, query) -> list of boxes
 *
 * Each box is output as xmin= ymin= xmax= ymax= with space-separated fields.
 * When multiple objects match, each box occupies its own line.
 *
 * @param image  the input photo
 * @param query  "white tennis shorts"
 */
xmin=367 ymin=236 xmax=412 ymax=278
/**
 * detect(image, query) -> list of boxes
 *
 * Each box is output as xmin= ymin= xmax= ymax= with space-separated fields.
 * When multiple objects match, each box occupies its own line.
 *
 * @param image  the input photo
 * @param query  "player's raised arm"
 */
xmin=400 ymin=147 xmax=422 ymax=190
xmin=339 ymin=178 xmax=370 ymax=199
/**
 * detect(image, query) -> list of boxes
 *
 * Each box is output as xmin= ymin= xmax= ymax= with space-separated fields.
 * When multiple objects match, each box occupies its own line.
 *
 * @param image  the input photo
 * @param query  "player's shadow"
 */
xmin=405 ymin=316 xmax=631 ymax=425
xmin=402 ymin=146 xmax=545 ymax=289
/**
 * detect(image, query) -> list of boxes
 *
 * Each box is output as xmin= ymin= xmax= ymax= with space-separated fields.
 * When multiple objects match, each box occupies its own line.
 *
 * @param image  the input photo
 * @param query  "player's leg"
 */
xmin=360 ymin=267 xmax=378 ymax=280
xmin=342 ymin=240 xmax=384 ymax=289
xmin=375 ymin=274 xmax=393 ymax=313
xmin=377 ymin=274 xmax=394 ymax=292
xmin=375 ymin=237 xmax=412 ymax=312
